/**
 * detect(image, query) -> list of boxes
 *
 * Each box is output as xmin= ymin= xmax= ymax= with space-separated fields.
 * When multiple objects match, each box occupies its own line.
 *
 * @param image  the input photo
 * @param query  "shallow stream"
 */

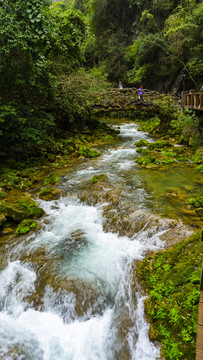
xmin=0 ymin=120 xmax=202 ymax=359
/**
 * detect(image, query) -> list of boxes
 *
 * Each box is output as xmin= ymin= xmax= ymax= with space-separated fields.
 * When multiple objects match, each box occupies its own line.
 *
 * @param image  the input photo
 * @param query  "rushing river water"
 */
xmin=0 ymin=120 xmax=202 ymax=360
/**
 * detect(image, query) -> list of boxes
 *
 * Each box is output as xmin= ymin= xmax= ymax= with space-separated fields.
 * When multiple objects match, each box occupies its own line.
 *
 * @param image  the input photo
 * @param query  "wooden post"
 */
xmin=200 ymin=92 xmax=203 ymax=109
xmin=191 ymin=93 xmax=194 ymax=108
xmin=187 ymin=94 xmax=191 ymax=106
xmin=194 ymin=93 xmax=199 ymax=108
xmin=182 ymin=94 xmax=187 ymax=106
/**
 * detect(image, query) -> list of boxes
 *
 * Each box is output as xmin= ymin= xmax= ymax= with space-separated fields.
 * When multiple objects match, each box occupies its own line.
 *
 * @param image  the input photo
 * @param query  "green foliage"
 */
xmin=191 ymin=148 xmax=203 ymax=164
xmin=0 ymin=0 xmax=57 ymax=156
xmin=171 ymin=109 xmax=201 ymax=147
xmin=16 ymin=219 xmax=37 ymax=235
xmin=137 ymin=116 xmax=160 ymax=133
xmin=0 ymin=191 xmax=7 ymax=199
xmin=138 ymin=231 xmax=203 ymax=360
xmin=196 ymin=164 xmax=203 ymax=171
xmin=49 ymin=2 xmax=88 ymax=73
xmin=189 ymin=197 xmax=203 ymax=208
xmin=44 ymin=173 xmax=60 ymax=185
xmin=125 ymin=2 xmax=203 ymax=90
xmin=0 ymin=168 xmax=21 ymax=189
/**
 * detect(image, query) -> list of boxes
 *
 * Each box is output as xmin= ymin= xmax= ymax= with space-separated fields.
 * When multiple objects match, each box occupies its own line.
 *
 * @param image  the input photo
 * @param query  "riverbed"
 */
xmin=0 ymin=119 xmax=202 ymax=360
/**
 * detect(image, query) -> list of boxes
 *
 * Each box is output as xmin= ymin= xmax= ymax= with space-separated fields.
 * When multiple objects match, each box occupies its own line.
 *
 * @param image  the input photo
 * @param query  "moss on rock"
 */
xmin=39 ymin=188 xmax=61 ymax=201
xmin=137 ymin=231 xmax=203 ymax=360
xmin=147 ymin=140 xmax=171 ymax=150
xmin=16 ymin=219 xmax=37 ymax=235
xmin=0 ymin=197 xmax=44 ymax=225
xmin=136 ymin=156 xmax=160 ymax=166
xmin=78 ymin=145 xmax=100 ymax=158
xmin=44 ymin=173 xmax=60 ymax=186
xmin=135 ymin=139 xmax=149 ymax=147
xmin=91 ymin=174 xmax=107 ymax=183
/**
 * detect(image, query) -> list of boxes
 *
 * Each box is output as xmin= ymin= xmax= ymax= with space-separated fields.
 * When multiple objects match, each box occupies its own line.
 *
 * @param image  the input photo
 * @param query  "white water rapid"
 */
xmin=0 ymin=122 xmax=193 ymax=359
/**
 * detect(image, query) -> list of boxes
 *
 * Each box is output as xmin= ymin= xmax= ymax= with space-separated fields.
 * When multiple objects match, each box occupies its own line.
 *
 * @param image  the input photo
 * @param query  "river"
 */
xmin=0 ymin=120 xmax=202 ymax=360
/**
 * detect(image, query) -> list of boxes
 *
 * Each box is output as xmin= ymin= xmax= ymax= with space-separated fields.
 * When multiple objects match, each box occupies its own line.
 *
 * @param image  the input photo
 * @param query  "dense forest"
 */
xmin=0 ymin=0 xmax=202 ymax=160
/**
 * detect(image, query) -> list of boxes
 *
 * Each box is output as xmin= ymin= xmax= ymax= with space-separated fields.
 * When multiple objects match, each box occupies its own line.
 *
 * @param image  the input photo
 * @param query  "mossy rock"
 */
xmin=46 ymin=153 xmax=56 ymax=162
xmin=136 ymin=148 xmax=150 ymax=155
xmin=0 ymin=197 xmax=44 ymax=222
xmin=16 ymin=219 xmax=37 ymax=235
xmin=136 ymin=156 xmax=160 ymax=166
xmin=78 ymin=145 xmax=100 ymax=158
xmin=161 ymin=157 xmax=176 ymax=164
xmin=44 ymin=173 xmax=60 ymax=185
xmin=195 ymin=208 xmax=203 ymax=217
xmin=0 ymin=214 xmax=6 ymax=227
xmin=135 ymin=139 xmax=149 ymax=147
xmin=39 ymin=188 xmax=61 ymax=201
xmin=0 ymin=202 xmax=29 ymax=221
xmin=147 ymin=140 xmax=171 ymax=150
xmin=91 ymin=174 xmax=108 ymax=184
xmin=18 ymin=197 xmax=45 ymax=218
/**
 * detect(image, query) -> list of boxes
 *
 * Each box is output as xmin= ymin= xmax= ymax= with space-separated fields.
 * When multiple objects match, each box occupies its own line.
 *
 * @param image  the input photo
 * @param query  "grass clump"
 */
xmin=137 ymin=231 xmax=203 ymax=360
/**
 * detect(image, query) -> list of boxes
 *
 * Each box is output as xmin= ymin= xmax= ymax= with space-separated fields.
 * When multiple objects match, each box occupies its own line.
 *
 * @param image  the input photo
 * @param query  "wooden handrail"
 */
xmin=181 ymin=92 xmax=203 ymax=110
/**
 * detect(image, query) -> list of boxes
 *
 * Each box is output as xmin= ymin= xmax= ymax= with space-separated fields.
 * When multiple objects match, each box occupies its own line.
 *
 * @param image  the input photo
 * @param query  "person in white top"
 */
xmin=118 ymin=81 xmax=123 ymax=89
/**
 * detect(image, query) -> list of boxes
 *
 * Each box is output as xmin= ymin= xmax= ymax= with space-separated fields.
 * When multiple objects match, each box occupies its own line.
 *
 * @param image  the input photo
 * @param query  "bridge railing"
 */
xmin=181 ymin=92 xmax=203 ymax=109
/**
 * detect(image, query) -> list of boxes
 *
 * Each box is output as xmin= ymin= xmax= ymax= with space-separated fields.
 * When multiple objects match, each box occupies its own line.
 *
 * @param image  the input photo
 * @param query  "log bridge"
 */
xmin=89 ymin=88 xmax=170 ymax=113
xmin=88 ymin=88 xmax=203 ymax=114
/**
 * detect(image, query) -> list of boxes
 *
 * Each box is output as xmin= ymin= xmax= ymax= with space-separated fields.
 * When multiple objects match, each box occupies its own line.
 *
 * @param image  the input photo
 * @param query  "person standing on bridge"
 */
xmin=118 ymin=81 xmax=123 ymax=89
xmin=138 ymin=85 xmax=145 ymax=99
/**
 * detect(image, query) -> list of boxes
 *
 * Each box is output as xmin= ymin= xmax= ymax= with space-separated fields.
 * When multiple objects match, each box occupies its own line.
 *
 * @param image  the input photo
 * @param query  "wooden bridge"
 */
xmin=181 ymin=91 xmax=203 ymax=111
